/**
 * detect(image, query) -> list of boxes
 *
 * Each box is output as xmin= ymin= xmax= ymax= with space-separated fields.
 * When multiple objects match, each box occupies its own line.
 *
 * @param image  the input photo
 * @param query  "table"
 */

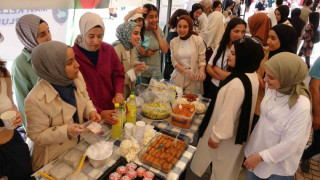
xmin=33 ymin=136 xmax=196 ymax=180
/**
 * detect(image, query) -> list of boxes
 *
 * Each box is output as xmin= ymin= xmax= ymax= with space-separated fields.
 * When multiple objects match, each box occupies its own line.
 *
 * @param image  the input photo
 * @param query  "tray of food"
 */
xmin=182 ymin=94 xmax=198 ymax=102
xmin=138 ymin=130 xmax=189 ymax=174
xmin=170 ymin=103 xmax=196 ymax=129
xmin=141 ymin=102 xmax=171 ymax=120
xmin=98 ymin=157 xmax=166 ymax=180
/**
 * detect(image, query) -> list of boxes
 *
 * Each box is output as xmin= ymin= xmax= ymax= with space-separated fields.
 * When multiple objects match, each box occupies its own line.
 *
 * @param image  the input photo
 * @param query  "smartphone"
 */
xmin=151 ymin=49 xmax=159 ymax=52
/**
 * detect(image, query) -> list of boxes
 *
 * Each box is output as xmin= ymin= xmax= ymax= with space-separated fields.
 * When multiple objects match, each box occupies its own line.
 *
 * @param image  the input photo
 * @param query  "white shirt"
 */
xmin=178 ymin=38 xmax=191 ymax=69
xmin=198 ymin=13 xmax=208 ymax=32
xmin=268 ymin=6 xmax=277 ymax=27
xmin=208 ymin=45 xmax=230 ymax=86
xmin=125 ymin=50 xmax=137 ymax=82
xmin=244 ymin=88 xmax=311 ymax=178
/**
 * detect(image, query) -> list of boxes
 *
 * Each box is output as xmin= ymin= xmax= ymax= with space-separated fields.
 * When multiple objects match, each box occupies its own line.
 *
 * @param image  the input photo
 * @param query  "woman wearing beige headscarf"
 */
xmin=244 ymin=52 xmax=311 ymax=179
xmin=72 ymin=12 xmax=125 ymax=125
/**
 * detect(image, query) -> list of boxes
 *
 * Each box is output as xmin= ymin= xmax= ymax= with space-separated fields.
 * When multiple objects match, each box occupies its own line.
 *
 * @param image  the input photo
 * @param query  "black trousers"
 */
xmin=302 ymin=129 xmax=320 ymax=160
xmin=0 ymin=129 xmax=32 ymax=180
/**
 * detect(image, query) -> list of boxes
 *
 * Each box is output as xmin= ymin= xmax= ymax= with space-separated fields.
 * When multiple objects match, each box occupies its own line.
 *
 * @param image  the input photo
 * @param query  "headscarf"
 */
xmin=114 ymin=21 xmax=139 ymax=50
xmin=269 ymin=24 xmax=298 ymax=58
xmin=177 ymin=15 xmax=196 ymax=40
xmin=199 ymin=0 xmax=213 ymax=14
xmin=199 ymin=11 xmax=224 ymax=49
xmin=75 ymin=12 xmax=105 ymax=52
xmin=31 ymin=41 xmax=73 ymax=86
xmin=289 ymin=8 xmax=305 ymax=38
xmin=275 ymin=5 xmax=290 ymax=24
xmin=265 ymin=52 xmax=311 ymax=108
xmin=15 ymin=14 xmax=46 ymax=52
xmin=248 ymin=13 xmax=271 ymax=46
xmin=190 ymin=3 xmax=204 ymax=20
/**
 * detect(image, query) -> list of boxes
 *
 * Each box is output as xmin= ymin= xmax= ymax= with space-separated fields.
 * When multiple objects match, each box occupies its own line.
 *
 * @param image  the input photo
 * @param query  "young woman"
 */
xmin=0 ymin=33 xmax=32 ymax=179
xmin=113 ymin=21 xmax=148 ymax=98
xmin=223 ymin=0 xmax=236 ymax=25
xmin=139 ymin=4 xmax=168 ymax=83
xmin=191 ymin=37 xmax=264 ymax=180
xmin=289 ymin=8 xmax=306 ymax=40
xmin=164 ymin=9 xmax=189 ymax=80
xmin=275 ymin=5 xmax=292 ymax=26
xmin=248 ymin=13 xmax=271 ymax=129
xmin=268 ymin=24 xmax=298 ymax=59
xmin=198 ymin=0 xmax=213 ymax=32
xmin=12 ymin=14 xmax=52 ymax=127
xmin=244 ymin=52 xmax=311 ymax=179
xmin=189 ymin=3 xmax=204 ymax=33
xmin=203 ymin=18 xmax=246 ymax=100
xmin=212 ymin=1 xmax=222 ymax=12
xmin=25 ymin=41 xmax=100 ymax=171
xmin=73 ymin=12 xmax=125 ymax=125
xmin=170 ymin=15 xmax=206 ymax=93
xmin=299 ymin=12 xmax=320 ymax=69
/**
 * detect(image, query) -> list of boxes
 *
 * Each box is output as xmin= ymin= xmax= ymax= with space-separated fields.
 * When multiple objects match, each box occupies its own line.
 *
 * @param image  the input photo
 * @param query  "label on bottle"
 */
xmin=128 ymin=110 xmax=136 ymax=116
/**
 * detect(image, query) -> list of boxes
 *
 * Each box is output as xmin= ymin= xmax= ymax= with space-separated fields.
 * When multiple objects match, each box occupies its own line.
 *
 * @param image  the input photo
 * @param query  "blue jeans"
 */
xmin=246 ymin=170 xmax=293 ymax=180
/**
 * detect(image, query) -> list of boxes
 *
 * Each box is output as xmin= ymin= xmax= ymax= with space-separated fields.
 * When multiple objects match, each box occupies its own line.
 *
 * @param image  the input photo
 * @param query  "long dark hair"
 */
xmin=168 ymin=9 xmax=189 ymax=28
xmin=212 ymin=1 xmax=222 ymax=11
xmin=190 ymin=3 xmax=204 ymax=20
xmin=0 ymin=60 xmax=8 ymax=77
xmin=309 ymin=12 xmax=320 ymax=42
xmin=143 ymin=4 xmax=158 ymax=19
xmin=212 ymin=18 xmax=246 ymax=66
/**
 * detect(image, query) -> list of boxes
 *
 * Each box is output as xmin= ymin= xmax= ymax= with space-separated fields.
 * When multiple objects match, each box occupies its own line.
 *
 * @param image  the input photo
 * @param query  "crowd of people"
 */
xmin=0 ymin=0 xmax=320 ymax=179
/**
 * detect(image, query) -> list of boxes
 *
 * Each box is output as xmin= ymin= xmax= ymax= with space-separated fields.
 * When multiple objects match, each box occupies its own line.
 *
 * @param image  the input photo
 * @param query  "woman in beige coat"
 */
xmin=113 ymin=21 xmax=148 ymax=98
xmin=25 ymin=41 xmax=100 ymax=171
xmin=170 ymin=15 xmax=206 ymax=94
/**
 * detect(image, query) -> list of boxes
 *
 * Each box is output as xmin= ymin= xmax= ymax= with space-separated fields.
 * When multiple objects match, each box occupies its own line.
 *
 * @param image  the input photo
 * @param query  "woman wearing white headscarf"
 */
xmin=25 ymin=41 xmax=100 ymax=171
xmin=113 ymin=21 xmax=148 ymax=98
xmin=11 ymin=14 xmax=52 ymax=127
xmin=72 ymin=12 xmax=125 ymax=125
xmin=199 ymin=11 xmax=225 ymax=51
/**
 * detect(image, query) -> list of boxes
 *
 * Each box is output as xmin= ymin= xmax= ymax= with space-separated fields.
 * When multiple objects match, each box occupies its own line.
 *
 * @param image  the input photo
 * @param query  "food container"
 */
xmin=86 ymin=141 xmax=113 ymax=168
xmin=142 ymin=102 xmax=171 ymax=120
xmin=170 ymin=103 xmax=196 ymax=129
xmin=63 ymin=149 xmax=85 ymax=168
xmin=0 ymin=110 xmax=16 ymax=130
xmin=182 ymin=94 xmax=198 ymax=102
xmin=49 ymin=162 xmax=73 ymax=180
xmin=83 ymin=121 xmax=111 ymax=144
xmin=138 ymin=130 xmax=190 ymax=174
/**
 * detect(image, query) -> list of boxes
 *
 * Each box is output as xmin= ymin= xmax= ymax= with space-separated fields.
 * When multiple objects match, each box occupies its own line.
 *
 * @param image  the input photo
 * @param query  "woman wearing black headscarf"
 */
xmin=189 ymin=3 xmax=204 ymax=33
xmin=275 ymin=5 xmax=292 ymax=26
xmin=191 ymin=37 xmax=264 ymax=180
xmin=289 ymin=8 xmax=306 ymax=39
xmin=267 ymin=24 xmax=298 ymax=59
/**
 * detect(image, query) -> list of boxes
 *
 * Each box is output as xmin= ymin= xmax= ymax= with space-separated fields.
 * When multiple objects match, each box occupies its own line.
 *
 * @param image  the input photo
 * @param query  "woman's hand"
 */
xmin=185 ymin=69 xmax=197 ymax=81
xmin=67 ymin=123 xmax=84 ymax=137
xmin=198 ymin=70 xmax=206 ymax=81
xmin=134 ymin=7 xmax=148 ymax=14
xmin=257 ymin=73 xmax=265 ymax=89
xmin=208 ymin=137 xmax=218 ymax=149
xmin=243 ymin=153 xmax=263 ymax=171
xmin=101 ymin=110 xmax=119 ymax=125
xmin=134 ymin=63 xmax=148 ymax=74
xmin=145 ymin=48 xmax=157 ymax=57
xmin=112 ymin=93 xmax=124 ymax=104
xmin=11 ymin=110 xmax=22 ymax=127
xmin=89 ymin=111 xmax=101 ymax=122
xmin=153 ymin=23 xmax=160 ymax=35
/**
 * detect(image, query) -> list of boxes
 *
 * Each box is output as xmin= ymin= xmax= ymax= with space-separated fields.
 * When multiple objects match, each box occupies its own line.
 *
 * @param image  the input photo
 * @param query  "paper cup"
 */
xmin=124 ymin=122 xmax=134 ymax=139
xmin=135 ymin=121 xmax=145 ymax=143
xmin=0 ymin=111 xmax=17 ymax=130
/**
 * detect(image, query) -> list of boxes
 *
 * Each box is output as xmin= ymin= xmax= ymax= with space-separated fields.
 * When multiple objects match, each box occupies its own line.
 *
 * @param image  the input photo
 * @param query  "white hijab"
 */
xmin=199 ymin=11 xmax=225 ymax=49
xmin=75 ymin=12 xmax=105 ymax=51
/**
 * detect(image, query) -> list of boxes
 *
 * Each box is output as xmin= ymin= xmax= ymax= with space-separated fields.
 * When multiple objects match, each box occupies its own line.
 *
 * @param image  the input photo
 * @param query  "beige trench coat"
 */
xmin=114 ymin=43 xmax=138 ymax=98
xmin=170 ymin=35 xmax=206 ymax=94
xmin=25 ymin=72 xmax=96 ymax=171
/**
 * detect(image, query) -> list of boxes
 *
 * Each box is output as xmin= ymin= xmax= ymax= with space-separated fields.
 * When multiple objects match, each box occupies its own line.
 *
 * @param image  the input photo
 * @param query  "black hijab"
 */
xmin=289 ymin=8 xmax=305 ymax=38
xmin=276 ymin=5 xmax=290 ymax=24
xmin=269 ymin=24 xmax=298 ymax=59
xmin=190 ymin=3 xmax=204 ymax=20
xmin=199 ymin=38 xmax=264 ymax=145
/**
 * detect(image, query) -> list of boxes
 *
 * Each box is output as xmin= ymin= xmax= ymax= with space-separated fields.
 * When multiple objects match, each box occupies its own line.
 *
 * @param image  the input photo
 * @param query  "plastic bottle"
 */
xmin=195 ymin=81 xmax=200 ymax=94
xmin=126 ymin=95 xmax=137 ymax=125
xmin=169 ymin=85 xmax=176 ymax=104
xmin=111 ymin=103 xmax=122 ymax=139
xmin=152 ymin=67 xmax=157 ymax=80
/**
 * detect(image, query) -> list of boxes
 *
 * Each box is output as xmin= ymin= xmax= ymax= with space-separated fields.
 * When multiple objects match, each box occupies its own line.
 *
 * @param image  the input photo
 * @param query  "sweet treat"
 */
xmin=120 ymin=175 xmax=131 ymax=180
xmin=117 ymin=166 xmax=127 ymax=175
xmin=126 ymin=162 xmax=137 ymax=171
xmin=126 ymin=169 xmax=137 ymax=179
xmin=109 ymin=172 xmax=121 ymax=180
xmin=136 ymin=167 xmax=146 ymax=177
xmin=144 ymin=171 xmax=154 ymax=179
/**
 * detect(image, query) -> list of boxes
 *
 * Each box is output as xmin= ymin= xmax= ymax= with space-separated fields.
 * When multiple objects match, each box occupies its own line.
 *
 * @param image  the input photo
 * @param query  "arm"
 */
xmin=310 ymin=78 xmax=320 ymax=130
xmin=259 ymin=105 xmax=311 ymax=164
xmin=154 ymin=25 xmax=169 ymax=53
xmin=210 ymin=80 xmax=245 ymax=143
xmin=213 ymin=65 xmax=231 ymax=80
xmin=124 ymin=9 xmax=137 ymax=22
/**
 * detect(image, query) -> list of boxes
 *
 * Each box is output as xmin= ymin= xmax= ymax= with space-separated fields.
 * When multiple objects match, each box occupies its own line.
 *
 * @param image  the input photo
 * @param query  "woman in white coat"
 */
xmin=244 ymin=52 xmax=311 ymax=179
xmin=190 ymin=37 xmax=264 ymax=180
xmin=170 ymin=15 xmax=206 ymax=93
